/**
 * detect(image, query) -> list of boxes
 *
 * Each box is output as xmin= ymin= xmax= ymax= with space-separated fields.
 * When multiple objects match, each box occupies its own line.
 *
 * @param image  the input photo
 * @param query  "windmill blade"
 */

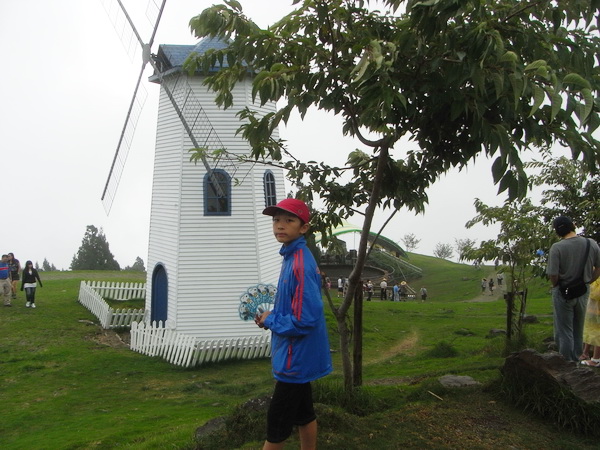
xmin=156 ymin=71 xmax=227 ymax=197
xmin=150 ymin=52 xmax=256 ymax=187
xmin=100 ymin=0 xmax=168 ymax=213
xmin=160 ymin=74 xmax=223 ymax=173
xmin=145 ymin=0 xmax=166 ymax=48
xmin=149 ymin=57 xmax=246 ymax=199
xmin=101 ymin=64 xmax=148 ymax=213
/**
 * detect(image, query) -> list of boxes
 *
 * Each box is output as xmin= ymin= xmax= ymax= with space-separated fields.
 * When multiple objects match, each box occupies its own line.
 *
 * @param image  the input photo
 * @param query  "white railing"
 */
xmin=130 ymin=321 xmax=272 ymax=367
xmin=83 ymin=280 xmax=146 ymax=300
xmin=78 ymin=281 xmax=145 ymax=329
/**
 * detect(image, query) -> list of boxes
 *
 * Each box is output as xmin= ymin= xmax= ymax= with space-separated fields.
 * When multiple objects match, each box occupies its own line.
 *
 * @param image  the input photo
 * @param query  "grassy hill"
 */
xmin=0 ymin=265 xmax=595 ymax=449
xmin=403 ymin=252 xmax=487 ymax=301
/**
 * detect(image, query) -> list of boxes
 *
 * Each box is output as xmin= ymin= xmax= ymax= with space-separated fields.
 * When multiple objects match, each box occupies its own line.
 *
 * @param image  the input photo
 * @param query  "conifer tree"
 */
xmin=71 ymin=225 xmax=120 ymax=270
xmin=127 ymin=256 xmax=146 ymax=272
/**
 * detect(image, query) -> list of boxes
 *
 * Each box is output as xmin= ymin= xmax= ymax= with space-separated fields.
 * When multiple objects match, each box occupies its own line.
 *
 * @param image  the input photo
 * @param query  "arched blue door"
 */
xmin=151 ymin=264 xmax=168 ymax=324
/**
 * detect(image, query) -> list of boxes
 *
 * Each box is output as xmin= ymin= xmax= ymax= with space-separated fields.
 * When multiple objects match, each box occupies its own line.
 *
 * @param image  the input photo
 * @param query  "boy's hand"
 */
xmin=255 ymin=310 xmax=271 ymax=329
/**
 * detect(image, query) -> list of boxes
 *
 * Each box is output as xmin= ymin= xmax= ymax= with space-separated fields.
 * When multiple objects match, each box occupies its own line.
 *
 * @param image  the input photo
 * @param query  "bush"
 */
xmin=425 ymin=341 xmax=459 ymax=358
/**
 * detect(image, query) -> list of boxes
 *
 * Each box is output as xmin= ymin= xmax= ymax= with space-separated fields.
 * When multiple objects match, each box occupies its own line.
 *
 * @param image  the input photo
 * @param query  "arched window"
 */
xmin=204 ymin=169 xmax=231 ymax=216
xmin=263 ymin=170 xmax=277 ymax=207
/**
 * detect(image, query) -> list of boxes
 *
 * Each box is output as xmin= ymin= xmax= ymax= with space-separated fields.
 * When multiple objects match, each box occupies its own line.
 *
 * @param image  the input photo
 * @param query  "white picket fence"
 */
xmin=78 ymin=280 xmax=271 ymax=366
xmin=84 ymin=280 xmax=146 ymax=300
xmin=78 ymin=281 xmax=146 ymax=329
xmin=130 ymin=321 xmax=272 ymax=367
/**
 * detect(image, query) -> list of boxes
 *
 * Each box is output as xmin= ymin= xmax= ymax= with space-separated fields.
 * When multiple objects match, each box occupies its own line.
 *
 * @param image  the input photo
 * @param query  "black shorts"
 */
xmin=267 ymin=381 xmax=316 ymax=443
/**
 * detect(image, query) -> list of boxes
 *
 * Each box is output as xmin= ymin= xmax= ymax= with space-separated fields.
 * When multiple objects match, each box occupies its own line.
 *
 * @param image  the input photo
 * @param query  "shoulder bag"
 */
xmin=559 ymin=238 xmax=590 ymax=300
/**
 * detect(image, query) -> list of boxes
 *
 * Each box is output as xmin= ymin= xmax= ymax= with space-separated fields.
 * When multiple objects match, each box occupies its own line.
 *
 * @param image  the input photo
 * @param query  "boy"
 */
xmin=256 ymin=198 xmax=332 ymax=449
xmin=0 ymin=254 xmax=12 ymax=306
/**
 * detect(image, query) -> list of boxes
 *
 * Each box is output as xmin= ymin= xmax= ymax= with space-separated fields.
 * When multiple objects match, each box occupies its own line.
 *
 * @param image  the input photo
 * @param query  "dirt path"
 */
xmin=464 ymin=273 xmax=506 ymax=302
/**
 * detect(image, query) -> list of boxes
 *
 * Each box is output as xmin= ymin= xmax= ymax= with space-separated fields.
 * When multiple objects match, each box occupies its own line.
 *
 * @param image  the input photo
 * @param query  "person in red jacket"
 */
xmin=0 ymin=254 xmax=12 ymax=306
xmin=255 ymin=198 xmax=332 ymax=450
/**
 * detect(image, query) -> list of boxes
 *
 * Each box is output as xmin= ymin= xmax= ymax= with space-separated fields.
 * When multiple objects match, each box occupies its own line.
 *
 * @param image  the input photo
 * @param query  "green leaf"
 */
xmin=396 ymin=92 xmax=407 ymax=110
xmin=351 ymin=51 xmax=370 ymax=83
xmin=563 ymin=73 xmax=592 ymax=90
xmin=491 ymin=73 xmax=504 ymax=99
xmin=535 ymin=65 xmax=549 ymax=79
xmin=491 ymin=156 xmax=507 ymax=184
xmin=508 ymin=74 xmax=523 ymax=109
xmin=581 ymin=88 xmax=593 ymax=122
xmin=550 ymin=92 xmax=562 ymax=122
xmin=223 ymin=0 xmax=242 ymax=12
xmin=498 ymin=171 xmax=514 ymax=195
xmin=500 ymin=51 xmax=519 ymax=64
xmin=529 ymin=85 xmax=545 ymax=117
xmin=524 ymin=60 xmax=547 ymax=72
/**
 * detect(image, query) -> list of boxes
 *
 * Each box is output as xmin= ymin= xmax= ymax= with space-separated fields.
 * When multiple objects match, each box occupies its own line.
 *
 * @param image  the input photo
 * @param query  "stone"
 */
xmin=195 ymin=416 xmax=226 ymax=440
xmin=521 ymin=315 xmax=538 ymax=324
xmin=502 ymin=349 xmax=600 ymax=403
xmin=439 ymin=374 xmax=480 ymax=388
xmin=487 ymin=328 xmax=506 ymax=337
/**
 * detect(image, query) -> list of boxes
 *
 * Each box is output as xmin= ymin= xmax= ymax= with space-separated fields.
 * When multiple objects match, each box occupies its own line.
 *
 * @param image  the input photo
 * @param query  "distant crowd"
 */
xmin=481 ymin=273 xmax=504 ymax=295
xmin=0 ymin=253 xmax=43 ymax=308
xmin=325 ymin=276 xmax=428 ymax=302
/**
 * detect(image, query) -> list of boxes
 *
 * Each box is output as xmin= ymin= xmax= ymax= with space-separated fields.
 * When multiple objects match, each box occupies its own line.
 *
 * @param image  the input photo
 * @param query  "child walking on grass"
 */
xmin=255 ymin=198 xmax=332 ymax=450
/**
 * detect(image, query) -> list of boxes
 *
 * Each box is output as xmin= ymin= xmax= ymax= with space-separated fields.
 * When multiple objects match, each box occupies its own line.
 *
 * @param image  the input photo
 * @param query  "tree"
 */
xmin=401 ymin=233 xmax=421 ymax=252
xmin=124 ymin=257 xmax=146 ymax=272
xmin=455 ymin=238 xmax=477 ymax=261
xmin=527 ymin=154 xmax=600 ymax=241
xmin=433 ymin=242 xmax=454 ymax=260
xmin=187 ymin=0 xmax=600 ymax=390
xmin=42 ymin=258 xmax=56 ymax=272
xmin=463 ymin=198 xmax=552 ymax=348
xmin=71 ymin=225 xmax=120 ymax=271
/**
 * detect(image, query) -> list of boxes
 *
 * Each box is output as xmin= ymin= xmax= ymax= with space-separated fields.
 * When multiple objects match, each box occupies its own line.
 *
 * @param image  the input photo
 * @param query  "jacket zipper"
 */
xmin=286 ymin=340 xmax=294 ymax=370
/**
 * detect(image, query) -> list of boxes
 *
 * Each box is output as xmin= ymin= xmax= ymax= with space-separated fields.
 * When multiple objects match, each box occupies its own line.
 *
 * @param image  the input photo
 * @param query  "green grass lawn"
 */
xmin=0 ymin=263 xmax=597 ymax=449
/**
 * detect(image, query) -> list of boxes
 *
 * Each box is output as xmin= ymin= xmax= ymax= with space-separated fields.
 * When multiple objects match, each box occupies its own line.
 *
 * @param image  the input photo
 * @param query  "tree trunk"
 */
xmin=329 ymin=144 xmax=390 ymax=391
xmin=505 ymin=291 xmax=514 ymax=341
xmin=353 ymin=283 xmax=363 ymax=387
xmin=322 ymin=285 xmax=353 ymax=390
xmin=336 ymin=313 xmax=353 ymax=391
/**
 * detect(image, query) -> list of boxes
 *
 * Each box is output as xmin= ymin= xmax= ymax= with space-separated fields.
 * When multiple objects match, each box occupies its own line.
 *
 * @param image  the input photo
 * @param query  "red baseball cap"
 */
xmin=263 ymin=198 xmax=310 ymax=223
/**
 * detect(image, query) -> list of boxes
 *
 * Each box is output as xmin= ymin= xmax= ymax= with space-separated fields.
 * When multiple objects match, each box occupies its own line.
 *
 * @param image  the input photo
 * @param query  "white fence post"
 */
xmin=78 ymin=280 xmax=272 ymax=367
xmin=78 ymin=281 xmax=146 ymax=329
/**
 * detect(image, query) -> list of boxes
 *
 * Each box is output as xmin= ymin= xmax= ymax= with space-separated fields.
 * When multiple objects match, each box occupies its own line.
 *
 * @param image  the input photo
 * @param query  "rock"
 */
xmin=522 ymin=315 xmax=538 ymax=324
xmin=502 ymin=349 xmax=600 ymax=404
xmin=501 ymin=350 xmax=600 ymax=434
xmin=487 ymin=328 xmax=506 ymax=337
xmin=196 ymin=395 xmax=271 ymax=446
xmin=439 ymin=374 xmax=480 ymax=388
xmin=195 ymin=416 xmax=226 ymax=440
xmin=455 ymin=328 xmax=475 ymax=336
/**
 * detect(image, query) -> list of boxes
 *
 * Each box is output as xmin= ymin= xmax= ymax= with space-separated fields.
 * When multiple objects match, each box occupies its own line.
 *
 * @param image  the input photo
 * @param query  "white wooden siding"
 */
xmin=146 ymin=71 xmax=284 ymax=339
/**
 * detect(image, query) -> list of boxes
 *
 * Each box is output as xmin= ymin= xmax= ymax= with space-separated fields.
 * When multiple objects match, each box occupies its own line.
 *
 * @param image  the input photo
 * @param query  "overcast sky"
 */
xmin=1 ymin=0 xmax=557 ymax=270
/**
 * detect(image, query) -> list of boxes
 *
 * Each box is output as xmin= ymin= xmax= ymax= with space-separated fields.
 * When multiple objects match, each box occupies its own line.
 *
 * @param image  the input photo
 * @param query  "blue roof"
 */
xmin=152 ymin=36 xmax=231 ymax=80
xmin=159 ymin=44 xmax=196 ymax=68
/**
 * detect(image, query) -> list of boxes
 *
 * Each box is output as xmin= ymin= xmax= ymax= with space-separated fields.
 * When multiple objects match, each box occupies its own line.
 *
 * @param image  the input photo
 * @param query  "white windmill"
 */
xmin=100 ymin=0 xmax=285 ymax=365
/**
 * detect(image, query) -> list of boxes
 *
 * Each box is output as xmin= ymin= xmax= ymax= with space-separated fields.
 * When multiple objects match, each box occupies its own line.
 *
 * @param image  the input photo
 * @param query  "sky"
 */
xmin=0 ymin=0 xmax=547 ymax=270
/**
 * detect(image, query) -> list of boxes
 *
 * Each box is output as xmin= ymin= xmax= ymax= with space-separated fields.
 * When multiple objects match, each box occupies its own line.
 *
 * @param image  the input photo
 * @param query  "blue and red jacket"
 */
xmin=264 ymin=236 xmax=332 ymax=383
xmin=0 ymin=262 xmax=10 ymax=280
